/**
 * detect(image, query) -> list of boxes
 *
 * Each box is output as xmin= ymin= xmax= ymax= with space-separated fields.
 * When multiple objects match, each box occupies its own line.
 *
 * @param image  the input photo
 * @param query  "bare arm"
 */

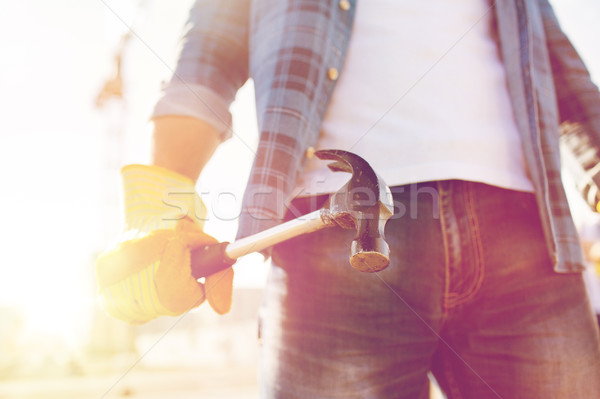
xmin=151 ymin=116 xmax=220 ymax=181
xmin=150 ymin=1 xmax=250 ymax=181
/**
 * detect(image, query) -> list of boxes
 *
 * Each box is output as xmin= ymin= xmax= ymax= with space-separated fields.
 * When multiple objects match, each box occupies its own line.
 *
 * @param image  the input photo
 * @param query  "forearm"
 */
xmin=151 ymin=116 xmax=220 ymax=181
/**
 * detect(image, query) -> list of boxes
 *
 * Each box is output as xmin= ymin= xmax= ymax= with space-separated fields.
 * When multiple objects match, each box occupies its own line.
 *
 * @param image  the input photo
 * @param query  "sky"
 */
xmin=0 ymin=0 xmax=262 ymax=345
xmin=0 ymin=0 xmax=598 ymax=346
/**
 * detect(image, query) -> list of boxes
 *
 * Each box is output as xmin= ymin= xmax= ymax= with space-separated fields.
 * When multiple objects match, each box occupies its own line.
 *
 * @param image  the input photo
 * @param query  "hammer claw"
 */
xmin=314 ymin=150 xmax=369 ymax=174
xmin=192 ymin=149 xmax=394 ymax=277
xmin=325 ymin=161 xmax=352 ymax=173
xmin=315 ymin=149 xmax=394 ymax=272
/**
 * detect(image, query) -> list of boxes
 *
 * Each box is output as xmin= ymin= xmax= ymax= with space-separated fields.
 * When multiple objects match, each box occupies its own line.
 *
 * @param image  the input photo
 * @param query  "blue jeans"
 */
xmin=259 ymin=180 xmax=600 ymax=398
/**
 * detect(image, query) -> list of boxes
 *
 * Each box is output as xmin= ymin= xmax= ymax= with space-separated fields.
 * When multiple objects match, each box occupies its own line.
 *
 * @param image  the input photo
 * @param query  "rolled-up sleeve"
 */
xmin=152 ymin=0 xmax=250 ymax=141
xmin=540 ymin=0 xmax=600 ymax=211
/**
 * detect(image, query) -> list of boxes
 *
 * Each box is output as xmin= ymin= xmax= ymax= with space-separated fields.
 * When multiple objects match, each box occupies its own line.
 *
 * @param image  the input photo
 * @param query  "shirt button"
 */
xmin=305 ymin=146 xmax=316 ymax=158
xmin=339 ymin=0 xmax=351 ymax=11
xmin=327 ymin=67 xmax=339 ymax=81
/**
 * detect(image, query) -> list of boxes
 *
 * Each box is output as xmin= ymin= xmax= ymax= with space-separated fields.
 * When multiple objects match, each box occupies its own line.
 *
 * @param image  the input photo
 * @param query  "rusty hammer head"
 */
xmin=314 ymin=150 xmax=394 ymax=273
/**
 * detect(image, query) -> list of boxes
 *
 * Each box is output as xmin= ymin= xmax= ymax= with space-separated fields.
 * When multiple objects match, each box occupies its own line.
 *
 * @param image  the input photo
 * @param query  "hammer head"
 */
xmin=314 ymin=150 xmax=394 ymax=272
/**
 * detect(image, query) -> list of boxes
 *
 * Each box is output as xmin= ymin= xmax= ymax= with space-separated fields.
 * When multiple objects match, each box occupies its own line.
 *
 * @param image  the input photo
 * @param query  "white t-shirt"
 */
xmin=296 ymin=0 xmax=534 ymax=196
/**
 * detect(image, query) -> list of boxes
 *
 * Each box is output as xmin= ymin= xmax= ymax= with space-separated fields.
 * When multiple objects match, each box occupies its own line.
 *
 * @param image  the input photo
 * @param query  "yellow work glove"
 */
xmin=95 ymin=165 xmax=234 ymax=324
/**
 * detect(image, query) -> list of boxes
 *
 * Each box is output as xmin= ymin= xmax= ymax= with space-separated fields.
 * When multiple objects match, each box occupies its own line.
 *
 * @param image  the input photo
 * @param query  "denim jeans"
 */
xmin=259 ymin=180 xmax=600 ymax=398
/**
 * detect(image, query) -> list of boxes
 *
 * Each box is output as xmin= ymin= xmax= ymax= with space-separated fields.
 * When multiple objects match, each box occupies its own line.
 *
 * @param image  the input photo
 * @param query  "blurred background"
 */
xmin=0 ymin=0 xmax=598 ymax=398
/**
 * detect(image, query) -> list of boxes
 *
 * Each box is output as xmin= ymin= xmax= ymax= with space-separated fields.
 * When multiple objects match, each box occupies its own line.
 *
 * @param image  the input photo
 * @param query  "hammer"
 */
xmin=190 ymin=150 xmax=394 ymax=278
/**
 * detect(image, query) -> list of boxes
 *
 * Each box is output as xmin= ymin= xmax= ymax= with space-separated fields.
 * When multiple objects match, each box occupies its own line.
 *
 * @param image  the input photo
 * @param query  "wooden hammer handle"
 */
xmin=190 ymin=209 xmax=334 ymax=278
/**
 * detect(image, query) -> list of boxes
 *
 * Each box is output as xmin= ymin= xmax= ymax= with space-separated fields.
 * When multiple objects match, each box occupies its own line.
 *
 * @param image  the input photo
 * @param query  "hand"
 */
xmin=94 ymin=165 xmax=234 ymax=324
xmin=96 ymin=218 xmax=233 ymax=323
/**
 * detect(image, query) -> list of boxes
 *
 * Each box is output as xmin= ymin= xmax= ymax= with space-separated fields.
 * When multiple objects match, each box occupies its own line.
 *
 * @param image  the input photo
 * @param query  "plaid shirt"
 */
xmin=153 ymin=0 xmax=600 ymax=273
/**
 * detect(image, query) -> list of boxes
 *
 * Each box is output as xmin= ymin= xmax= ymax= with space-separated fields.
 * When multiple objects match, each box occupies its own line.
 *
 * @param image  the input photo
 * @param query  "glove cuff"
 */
xmin=121 ymin=164 xmax=206 ymax=231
